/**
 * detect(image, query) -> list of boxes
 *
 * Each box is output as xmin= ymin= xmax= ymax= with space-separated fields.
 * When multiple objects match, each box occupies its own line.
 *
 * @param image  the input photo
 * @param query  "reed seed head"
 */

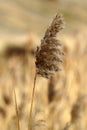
xmin=35 ymin=14 xmax=65 ymax=78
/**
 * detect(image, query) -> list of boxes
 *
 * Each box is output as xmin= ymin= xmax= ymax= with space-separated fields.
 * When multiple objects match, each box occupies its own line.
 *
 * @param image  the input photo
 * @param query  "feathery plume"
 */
xmin=35 ymin=14 xmax=65 ymax=78
xmin=28 ymin=14 xmax=65 ymax=130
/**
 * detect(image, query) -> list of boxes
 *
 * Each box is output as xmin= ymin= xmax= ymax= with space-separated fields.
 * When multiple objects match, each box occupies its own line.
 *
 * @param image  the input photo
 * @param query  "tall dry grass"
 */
xmin=0 ymin=20 xmax=87 ymax=130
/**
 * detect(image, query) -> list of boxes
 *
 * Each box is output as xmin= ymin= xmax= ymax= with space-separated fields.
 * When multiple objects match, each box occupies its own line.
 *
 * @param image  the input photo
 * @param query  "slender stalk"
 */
xmin=13 ymin=88 xmax=20 ymax=130
xmin=28 ymin=73 xmax=37 ymax=130
xmin=11 ymin=67 xmax=20 ymax=130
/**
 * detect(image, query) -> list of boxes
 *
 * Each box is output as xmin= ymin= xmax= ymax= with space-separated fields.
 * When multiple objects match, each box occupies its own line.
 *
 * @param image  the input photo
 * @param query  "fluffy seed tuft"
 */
xmin=35 ymin=14 xmax=65 ymax=78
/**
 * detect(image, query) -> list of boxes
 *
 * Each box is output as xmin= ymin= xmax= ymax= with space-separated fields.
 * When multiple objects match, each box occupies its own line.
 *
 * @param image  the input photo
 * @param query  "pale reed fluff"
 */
xmin=35 ymin=14 xmax=65 ymax=78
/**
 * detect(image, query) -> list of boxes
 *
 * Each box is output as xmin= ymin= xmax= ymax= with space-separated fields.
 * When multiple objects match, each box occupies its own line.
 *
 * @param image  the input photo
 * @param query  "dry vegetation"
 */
xmin=0 ymin=1 xmax=87 ymax=130
xmin=0 ymin=27 xmax=87 ymax=130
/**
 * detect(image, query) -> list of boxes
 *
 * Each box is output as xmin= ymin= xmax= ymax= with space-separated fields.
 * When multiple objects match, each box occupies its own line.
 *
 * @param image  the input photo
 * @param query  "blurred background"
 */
xmin=0 ymin=0 xmax=87 ymax=130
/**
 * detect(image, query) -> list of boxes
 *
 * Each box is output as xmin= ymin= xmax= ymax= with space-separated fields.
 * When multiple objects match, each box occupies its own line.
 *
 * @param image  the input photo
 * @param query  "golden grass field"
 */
xmin=0 ymin=0 xmax=87 ymax=130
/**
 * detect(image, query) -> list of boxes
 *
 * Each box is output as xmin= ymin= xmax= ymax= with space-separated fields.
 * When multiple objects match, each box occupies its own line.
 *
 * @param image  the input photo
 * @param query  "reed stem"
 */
xmin=28 ymin=73 xmax=37 ymax=130
xmin=13 ymin=88 xmax=20 ymax=130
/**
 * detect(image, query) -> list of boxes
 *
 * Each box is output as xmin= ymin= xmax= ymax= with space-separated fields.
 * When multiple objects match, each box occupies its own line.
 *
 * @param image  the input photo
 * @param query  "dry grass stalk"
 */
xmin=28 ymin=14 xmax=64 ymax=130
xmin=28 ymin=73 xmax=37 ymax=130
xmin=11 ymin=67 xmax=20 ymax=130
xmin=35 ymin=14 xmax=65 ymax=78
xmin=13 ymin=88 xmax=20 ymax=130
